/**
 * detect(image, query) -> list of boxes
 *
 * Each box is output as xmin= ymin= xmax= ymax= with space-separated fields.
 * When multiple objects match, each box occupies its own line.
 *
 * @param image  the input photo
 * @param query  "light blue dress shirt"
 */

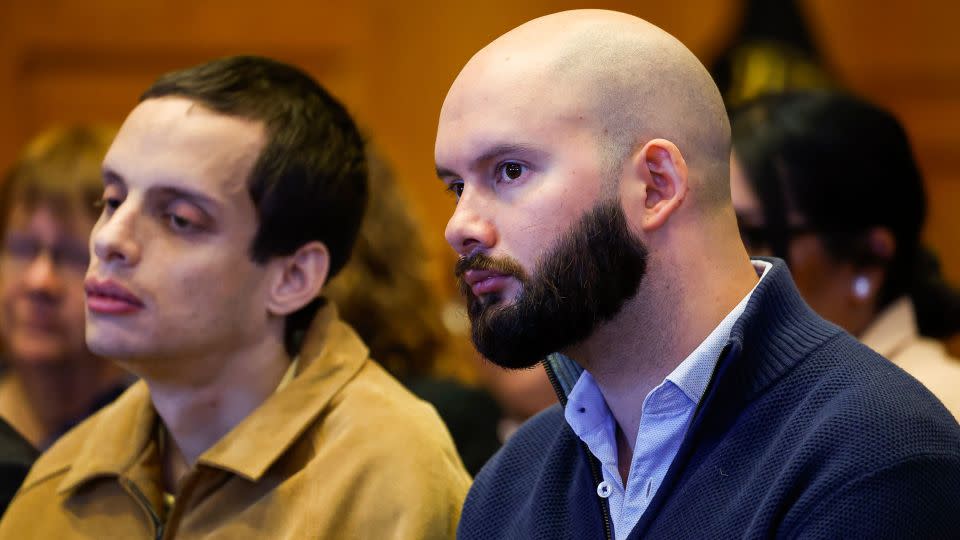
xmin=563 ymin=261 xmax=771 ymax=540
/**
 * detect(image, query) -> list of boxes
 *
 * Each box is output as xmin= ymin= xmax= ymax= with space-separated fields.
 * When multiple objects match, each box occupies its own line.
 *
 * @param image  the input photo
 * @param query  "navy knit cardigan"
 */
xmin=458 ymin=258 xmax=960 ymax=539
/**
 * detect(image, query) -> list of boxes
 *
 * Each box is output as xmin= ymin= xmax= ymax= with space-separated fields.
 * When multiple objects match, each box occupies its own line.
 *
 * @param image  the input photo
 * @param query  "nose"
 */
xmin=91 ymin=203 xmax=141 ymax=269
xmin=22 ymin=252 xmax=63 ymax=295
xmin=444 ymin=187 xmax=498 ymax=257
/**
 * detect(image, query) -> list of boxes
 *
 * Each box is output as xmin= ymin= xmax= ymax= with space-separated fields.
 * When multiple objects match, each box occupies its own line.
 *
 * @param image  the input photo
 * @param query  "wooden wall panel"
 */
xmin=0 ymin=1 xmax=374 ymax=168
xmin=805 ymin=0 xmax=960 ymax=286
xmin=15 ymin=45 xmax=358 ymax=130
xmin=0 ymin=1 xmax=25 ymax=167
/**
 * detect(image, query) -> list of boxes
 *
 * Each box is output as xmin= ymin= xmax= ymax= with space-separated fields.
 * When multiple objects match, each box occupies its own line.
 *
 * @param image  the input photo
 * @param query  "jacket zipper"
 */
xmin=585 ymin=442 xmax=614 ymax=540
xmin=543 ymin=360 xmax=567 ymax=408
xmin=120 ymin=478 xmax=165 ymax=540
xmin=543 ymin=359 xmax=614 ymax=540
xmin=630 ymin=343 xmax=736 ymax=538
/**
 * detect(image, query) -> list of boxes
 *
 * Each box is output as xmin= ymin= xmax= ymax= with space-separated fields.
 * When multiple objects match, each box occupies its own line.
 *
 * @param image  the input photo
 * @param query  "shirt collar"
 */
xmin=667 ymin=260 xmax=771 ymax=403
xmin=275 ymin=355 xmax=301 ymax=393
xmin=564 ymin=260 xmax=771 ymax=437
xmin=55 ymin=301 xmax=368 ymax=493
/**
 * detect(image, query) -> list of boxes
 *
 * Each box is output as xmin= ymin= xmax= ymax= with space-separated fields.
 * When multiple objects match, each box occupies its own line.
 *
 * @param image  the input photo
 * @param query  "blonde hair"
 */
xmin=0 ymin=125 xmax=116 ymax=237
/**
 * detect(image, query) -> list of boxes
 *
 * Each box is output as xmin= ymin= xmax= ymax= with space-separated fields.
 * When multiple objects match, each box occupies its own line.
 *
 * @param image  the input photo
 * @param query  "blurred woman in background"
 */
xmin=729 ymin=90 xmax=960 ymax=418
xmin=0 ymin=125 xmax=131 ymax=451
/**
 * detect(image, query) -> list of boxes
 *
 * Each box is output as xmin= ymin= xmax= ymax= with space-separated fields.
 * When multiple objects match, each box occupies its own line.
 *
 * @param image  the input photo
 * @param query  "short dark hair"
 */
xmin=141 ymin=56 xmax=368 ymax=354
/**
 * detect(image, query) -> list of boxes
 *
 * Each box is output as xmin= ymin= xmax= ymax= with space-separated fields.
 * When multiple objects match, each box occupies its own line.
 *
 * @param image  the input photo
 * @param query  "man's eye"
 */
xmin=497 ymin=162 xmax=525 ymax=182
xmin=167 ymin=214 xmax=195 ymax=231
xmin=95 ymin=197 xmax=121 ymax=212
xmin=163 ymin=201 xmax=209 ymax=233
xmin=445 ymin=182 xmax=464 ymax=200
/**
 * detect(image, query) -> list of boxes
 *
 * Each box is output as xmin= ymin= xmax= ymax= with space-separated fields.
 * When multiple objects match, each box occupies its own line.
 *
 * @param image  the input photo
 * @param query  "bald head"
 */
xmin=438 ymin=11 xmax=757 ymax=377
xmin=440 ymin=9 xmax=731 ymax=207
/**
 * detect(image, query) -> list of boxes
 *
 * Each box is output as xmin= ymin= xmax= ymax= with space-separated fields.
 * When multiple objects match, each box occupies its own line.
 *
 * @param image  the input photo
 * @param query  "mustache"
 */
xmin=454 ymin=252 xmax=530 ymax=282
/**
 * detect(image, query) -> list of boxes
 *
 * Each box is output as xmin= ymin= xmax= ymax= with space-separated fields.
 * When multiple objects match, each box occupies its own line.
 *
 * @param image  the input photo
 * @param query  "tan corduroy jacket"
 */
xmin=0 ymin=304 xmax=471 ymax=539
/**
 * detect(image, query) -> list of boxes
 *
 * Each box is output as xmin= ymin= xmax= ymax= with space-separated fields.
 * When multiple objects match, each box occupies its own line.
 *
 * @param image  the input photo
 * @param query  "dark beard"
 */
xmin=455 ymin=200 xmax=648 ymax=369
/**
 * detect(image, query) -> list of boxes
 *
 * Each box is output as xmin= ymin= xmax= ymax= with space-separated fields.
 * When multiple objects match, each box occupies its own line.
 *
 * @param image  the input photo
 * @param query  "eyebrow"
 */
xmin=102 ymin=167 xmax=125 ymax=187
xmin=102 ymin=166 xmax=221 ymax=213
xmin=436 ymin=143 xmax=546 ymax=179
xmin=149 ymin=186 xmax=220 ymax=213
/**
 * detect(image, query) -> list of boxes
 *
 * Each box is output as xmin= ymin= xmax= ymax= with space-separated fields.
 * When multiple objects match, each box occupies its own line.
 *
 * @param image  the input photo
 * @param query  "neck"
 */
xmin=0 ymin=357 xmax=127 ymax=448
xmin=565 ymin=234 xmax=759 ymax=458
xmin=143 ymin=335 xmax=290 ymax=491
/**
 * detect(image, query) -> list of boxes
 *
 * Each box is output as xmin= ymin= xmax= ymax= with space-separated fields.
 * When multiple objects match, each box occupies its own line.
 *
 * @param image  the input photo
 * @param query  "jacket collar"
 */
xmin=543 ymin=353 xmax=582 ymax=407
xmin=537 ymin=258 xmax=842 ymax=540
xmin=631 ymin=257 xmax=842 ymax=538
xmin=54 ymin=381 xmax=156 ymax=494
xmin=721 ymin=257 xmax=842 ymax=403
xmin=53 ymin=301 xmax=368 ymax=494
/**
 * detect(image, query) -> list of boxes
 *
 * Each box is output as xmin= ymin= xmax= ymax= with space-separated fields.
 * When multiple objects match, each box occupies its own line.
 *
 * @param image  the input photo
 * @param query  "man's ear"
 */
xmin=622 ymin=138 xmax=688 ymax=232
xmin=266 ymin=241 xmax=330 ymax=316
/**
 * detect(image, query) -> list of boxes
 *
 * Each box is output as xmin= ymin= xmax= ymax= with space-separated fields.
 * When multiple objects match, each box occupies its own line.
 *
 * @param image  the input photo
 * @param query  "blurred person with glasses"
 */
xmin=730 ymin=90 xmax=960 ymax=419
xmin=0 ymin=125 xmax=131 ymax=462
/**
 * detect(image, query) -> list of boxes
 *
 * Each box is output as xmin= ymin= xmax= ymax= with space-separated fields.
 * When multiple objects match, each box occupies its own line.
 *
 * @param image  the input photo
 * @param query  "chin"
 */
xmin=85 ymin=339 xmax=131 ymax=359
xmin=85 ymin=326 xmax=143 ymax=359
xmin=6 ymin=341 xmax=71 ymax=367
xmin=477 ymin=289 xmax=522 ymax=311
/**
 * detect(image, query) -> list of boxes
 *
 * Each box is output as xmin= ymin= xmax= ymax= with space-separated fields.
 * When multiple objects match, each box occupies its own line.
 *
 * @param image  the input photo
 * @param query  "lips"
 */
xmin=463 ymin=269 xmax=514 ymax=297
xmin=84 ymin=278 xmax=145 ymax=315
xmin=17 ymin=315 xmax=61 ymax=332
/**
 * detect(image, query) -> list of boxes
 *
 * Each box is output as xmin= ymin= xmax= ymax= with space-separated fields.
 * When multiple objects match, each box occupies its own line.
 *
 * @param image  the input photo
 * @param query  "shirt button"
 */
xmin=596 ymin=481 xmax=612 ymax=498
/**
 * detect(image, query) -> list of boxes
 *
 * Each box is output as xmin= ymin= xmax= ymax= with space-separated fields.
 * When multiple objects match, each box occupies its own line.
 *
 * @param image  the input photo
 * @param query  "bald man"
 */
xmin=436 ymin=10 xmax=960 ymax=539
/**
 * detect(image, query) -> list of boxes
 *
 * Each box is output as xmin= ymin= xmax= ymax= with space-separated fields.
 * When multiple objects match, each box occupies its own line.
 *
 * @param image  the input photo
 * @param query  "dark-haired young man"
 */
xmin=0 ymin=56 xmax=470 ymax=539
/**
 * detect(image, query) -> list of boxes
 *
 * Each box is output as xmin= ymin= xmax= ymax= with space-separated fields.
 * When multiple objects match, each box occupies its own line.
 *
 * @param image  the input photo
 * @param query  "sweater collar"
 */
xmin=545 ymin=257 xmax=839 ymax=407
xmin=723 ymin=257 xmax=842 ymax=401
xmin=629 ymin=258 xmax=843 ymax=538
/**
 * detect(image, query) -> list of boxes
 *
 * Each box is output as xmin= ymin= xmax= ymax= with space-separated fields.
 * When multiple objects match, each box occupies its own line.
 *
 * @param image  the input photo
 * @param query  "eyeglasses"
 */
xmin=1 ymin=233 xmax=90 ymax=274
xmin=735 ymin=214 xmax=816 ymax=254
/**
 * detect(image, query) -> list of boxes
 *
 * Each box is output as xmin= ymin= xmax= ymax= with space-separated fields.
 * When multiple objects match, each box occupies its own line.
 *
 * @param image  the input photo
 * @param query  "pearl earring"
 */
xmin=853 ymin=276 xmax=871 ymax=299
